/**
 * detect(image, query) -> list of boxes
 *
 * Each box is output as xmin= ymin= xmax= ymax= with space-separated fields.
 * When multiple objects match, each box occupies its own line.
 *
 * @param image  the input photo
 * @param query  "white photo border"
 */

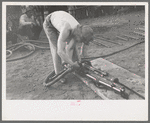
xmin=2 ymin=2 xmax=148 ymax=121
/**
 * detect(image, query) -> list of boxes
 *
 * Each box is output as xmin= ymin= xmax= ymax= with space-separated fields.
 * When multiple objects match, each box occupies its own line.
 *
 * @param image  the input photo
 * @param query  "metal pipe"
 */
xmin=86 ymin=74 xmax=121 ymax=93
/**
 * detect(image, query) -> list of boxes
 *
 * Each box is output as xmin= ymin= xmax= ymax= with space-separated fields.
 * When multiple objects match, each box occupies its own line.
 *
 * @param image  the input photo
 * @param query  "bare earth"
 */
xmin=6 ymin=10 xmax=145 ymax=100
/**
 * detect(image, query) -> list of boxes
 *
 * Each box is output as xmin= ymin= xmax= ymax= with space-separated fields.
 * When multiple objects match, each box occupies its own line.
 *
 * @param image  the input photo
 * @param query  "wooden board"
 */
xmin=74 ymin=58 xmax=145 ymax=100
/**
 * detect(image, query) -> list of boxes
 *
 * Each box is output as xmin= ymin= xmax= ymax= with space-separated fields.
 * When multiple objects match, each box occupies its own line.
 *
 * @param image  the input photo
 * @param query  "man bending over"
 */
xmin=43 ymin=11 xmax=93 ymax=83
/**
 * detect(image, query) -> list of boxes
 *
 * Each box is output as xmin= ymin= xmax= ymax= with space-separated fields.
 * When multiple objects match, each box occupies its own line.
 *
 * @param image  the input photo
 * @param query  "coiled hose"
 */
xmin=6 ymin=40 xmax=50 ymax=62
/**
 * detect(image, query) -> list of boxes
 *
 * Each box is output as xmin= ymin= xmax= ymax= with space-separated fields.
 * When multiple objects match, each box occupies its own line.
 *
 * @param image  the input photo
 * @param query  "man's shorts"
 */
xmin=43 ymin=14 xmax=59 ymax=47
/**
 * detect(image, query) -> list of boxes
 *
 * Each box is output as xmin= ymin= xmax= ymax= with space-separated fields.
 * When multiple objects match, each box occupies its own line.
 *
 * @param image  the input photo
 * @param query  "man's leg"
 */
xmin=31 ymin=25 xmax=42 ymax=40
xmin=43 ymin=22 xmax=63 ymax=74
xmin=49 ymin=41 xmax=63 ymax=74
xmin=18 ymin=25 xmax=34 ymax=40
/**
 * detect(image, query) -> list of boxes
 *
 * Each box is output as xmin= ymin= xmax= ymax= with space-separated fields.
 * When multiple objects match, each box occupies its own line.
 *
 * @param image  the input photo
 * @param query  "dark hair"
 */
xmin=81 ymin=25 xmax=93 ymax=45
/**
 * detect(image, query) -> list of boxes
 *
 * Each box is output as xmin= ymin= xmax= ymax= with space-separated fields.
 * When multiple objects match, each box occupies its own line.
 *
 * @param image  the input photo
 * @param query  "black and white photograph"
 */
xmin=2 ymin=2 xmax=148 ymax=121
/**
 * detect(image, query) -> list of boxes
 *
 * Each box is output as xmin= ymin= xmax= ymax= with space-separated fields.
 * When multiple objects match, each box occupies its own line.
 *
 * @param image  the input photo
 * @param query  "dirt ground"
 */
xmin=6 ymin=10 xmax=145 ymax=100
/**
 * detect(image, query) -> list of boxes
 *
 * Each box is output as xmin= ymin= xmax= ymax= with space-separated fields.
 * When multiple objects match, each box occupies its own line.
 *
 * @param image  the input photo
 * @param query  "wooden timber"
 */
xmin=122 ymin=34 xmax=139 ymax=40
xmin=133 ymin=31 xmax=145 ymax=36
xmin=74 ymin=58 xmax=145 ymax=100
xmin=116 ymin=35 xmax=128 ymax=41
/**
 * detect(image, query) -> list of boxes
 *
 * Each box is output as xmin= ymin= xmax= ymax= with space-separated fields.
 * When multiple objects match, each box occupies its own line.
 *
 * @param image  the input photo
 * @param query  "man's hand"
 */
xmin=72 ymin=61 xmax=80 ymax=69
xmin=30 ymin=22 xmax=36 ymax=27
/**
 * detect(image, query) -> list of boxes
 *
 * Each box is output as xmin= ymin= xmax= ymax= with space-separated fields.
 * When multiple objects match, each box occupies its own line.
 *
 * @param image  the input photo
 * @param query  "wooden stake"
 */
xmin=116 ymin=35 xmax=128 ymax=41
xmin=133 ymin=31 xmax=145 ymax=36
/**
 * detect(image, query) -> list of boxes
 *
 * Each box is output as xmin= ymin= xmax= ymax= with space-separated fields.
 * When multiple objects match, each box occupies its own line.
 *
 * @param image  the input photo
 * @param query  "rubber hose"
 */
xmin=7 ymin=43 xmax=28 ymax=58
xmin=7 ymin=40 xmax=49 ymax=50
xmin=24 ymin=40 xmax=49 ymax=44
xmin=6 ymin=50 xmax=12 ymax=59
xmin=6 ymin=43 xmax=35 ymax=62
xmin=24 ymin=40 xmax=50 ymax=49
xmin=82 ymin=40 xmax=144 ymax=60
xmin=6 ymin=39 xmax=50 ymax=62
xmin=7 ymin=42 xmax=25 ymax=50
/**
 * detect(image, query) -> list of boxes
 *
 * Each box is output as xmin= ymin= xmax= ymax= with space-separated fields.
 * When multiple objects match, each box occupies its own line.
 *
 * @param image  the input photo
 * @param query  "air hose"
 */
xmin=82 ymin=40 xmax=144 ymax=61
xmin=6 ymin=43 xmax=35 ymax=62
xmin=6 ymin=40 xmax=50 ymax=62
xmin=6 ymin=50 xmax=12 ymax=59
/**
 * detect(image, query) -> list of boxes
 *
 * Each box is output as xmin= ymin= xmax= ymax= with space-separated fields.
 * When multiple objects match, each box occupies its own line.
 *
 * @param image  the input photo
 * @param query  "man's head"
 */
xmin=21 ymin=5 xmax=34 ymax=18
xmin=73 ymin=24 xmax=93 ymax=45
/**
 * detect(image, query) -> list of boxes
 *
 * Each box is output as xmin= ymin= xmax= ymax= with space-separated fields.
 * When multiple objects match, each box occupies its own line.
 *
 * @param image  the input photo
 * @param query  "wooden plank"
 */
xmin=116 ymin=35 xmax=128 ymax=41
xmin=92 ymin=40 xmax=110 ymax=48
xmin=73 ymin=58 xmax=145 ymax=100
xmin=133 ymin=31 xmax=145 ymax=36
xmin=122 ymin=34 xmax=139 ymax=40
xmin=92 ymin=41 xmax=105 ymax=47
xmin=139 ymin=27 xmax=145 ymax=31
xmin=96 ymin=37 xmax=122 ymax=45
xmin=90 ymin=58 xmax=145 ymax=100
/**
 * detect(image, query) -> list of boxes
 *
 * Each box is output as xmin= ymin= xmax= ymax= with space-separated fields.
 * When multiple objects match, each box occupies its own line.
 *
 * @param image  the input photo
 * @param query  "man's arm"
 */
xmin=66 ymin=39 xmax=79 ymax=62
xmin=19 ymin=15 xmax=33 ymax=26
xmin=57 ymin=22 xmax=75 ymax=66
xmin=79 ymin=42 xmax=85 ymax=58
